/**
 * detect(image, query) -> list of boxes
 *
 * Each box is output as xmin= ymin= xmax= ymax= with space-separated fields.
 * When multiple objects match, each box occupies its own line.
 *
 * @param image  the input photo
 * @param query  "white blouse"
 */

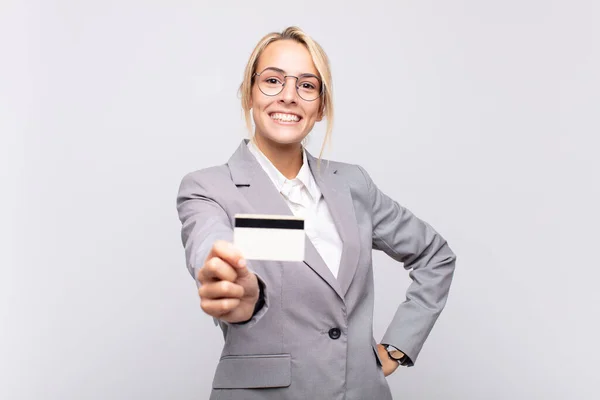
xmin=247 ymin=140 xmax=343 ymax=278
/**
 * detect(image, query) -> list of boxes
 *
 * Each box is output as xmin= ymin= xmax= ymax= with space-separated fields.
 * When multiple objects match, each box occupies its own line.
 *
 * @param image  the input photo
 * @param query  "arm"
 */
xmin=176 ymin=171 xmax=268 ymax=328
xmin=358 ymin=166 xmax=457 ymax=366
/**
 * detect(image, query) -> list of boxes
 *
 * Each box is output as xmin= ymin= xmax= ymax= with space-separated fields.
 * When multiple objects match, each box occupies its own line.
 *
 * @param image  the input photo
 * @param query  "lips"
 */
xmin=269 ymin=112 xmax=302 ymax=123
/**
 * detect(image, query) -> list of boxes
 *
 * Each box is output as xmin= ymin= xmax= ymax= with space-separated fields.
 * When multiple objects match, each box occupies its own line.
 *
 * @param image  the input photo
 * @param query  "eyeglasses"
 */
xmin=253 ymin=67 xmax=323 ymax=102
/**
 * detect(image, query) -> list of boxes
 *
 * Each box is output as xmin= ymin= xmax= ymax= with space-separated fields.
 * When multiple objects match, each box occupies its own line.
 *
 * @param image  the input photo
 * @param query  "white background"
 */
xmin=2 ymin=1 xmax=599 ymax=399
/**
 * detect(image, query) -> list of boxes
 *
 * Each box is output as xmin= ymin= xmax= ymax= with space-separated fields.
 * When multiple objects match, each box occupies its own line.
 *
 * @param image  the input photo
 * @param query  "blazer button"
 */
xmin=328 ymin=328 xmax=341 ymax=340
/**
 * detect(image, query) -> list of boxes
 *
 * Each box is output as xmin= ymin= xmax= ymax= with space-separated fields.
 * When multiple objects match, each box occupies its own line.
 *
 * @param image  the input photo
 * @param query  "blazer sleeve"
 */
xmin=176 ymin=171 xmax=268 ymax=329
xmin=357 ymin=166 xmax=457 ymax=366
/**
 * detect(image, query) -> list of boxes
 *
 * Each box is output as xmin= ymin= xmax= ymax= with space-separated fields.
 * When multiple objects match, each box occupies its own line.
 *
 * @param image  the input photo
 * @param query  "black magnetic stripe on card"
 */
xmin=235 ymin=218 xmax=304 ymax=230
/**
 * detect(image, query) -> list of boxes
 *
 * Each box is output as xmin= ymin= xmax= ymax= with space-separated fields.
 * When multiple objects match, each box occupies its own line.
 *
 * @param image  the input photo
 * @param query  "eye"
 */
xmin=265 ymin=77 xmax=282 ymax=85
xmin=300 ymin=82 xmax=316 ymax=90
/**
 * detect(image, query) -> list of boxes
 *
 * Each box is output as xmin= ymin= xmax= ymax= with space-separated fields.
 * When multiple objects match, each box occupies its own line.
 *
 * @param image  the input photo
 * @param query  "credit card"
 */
xmin=233 ymin=214 xmax=305 ymax=261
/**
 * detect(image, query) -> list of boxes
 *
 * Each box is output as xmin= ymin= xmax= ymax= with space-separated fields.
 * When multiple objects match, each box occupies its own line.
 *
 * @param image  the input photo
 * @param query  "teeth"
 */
xmin=270 ymin=113 xmax=300 ymax=122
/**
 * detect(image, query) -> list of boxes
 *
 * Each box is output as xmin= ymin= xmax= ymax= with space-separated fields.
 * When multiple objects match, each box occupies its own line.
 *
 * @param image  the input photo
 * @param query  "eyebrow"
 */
xmin=260 ymin=66 xmax=320 ymax=78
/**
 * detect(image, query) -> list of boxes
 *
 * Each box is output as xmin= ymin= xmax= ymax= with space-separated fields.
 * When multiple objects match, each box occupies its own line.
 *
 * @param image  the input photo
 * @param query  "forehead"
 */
xmin=256 ymin=40 xmax=318 ymax=76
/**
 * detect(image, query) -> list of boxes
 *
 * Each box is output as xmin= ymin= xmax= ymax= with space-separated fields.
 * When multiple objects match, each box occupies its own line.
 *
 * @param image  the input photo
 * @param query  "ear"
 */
xmin=316 ymin=103 xmax=325 ymax=122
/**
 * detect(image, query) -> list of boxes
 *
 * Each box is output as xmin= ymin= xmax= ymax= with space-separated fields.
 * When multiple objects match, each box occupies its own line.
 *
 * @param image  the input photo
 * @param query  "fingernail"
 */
xmin=238 ymin=259 xmax=247 ymax=268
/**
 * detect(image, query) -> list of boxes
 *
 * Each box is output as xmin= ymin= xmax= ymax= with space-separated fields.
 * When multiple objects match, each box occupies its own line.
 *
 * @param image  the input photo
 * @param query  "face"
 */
xmin=250 ymin=40 xmax=323 ymax=146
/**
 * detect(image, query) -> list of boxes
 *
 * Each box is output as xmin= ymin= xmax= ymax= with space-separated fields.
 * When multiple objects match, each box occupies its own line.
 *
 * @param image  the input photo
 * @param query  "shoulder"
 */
xmin=314 ymin=157 xmax=373 ymax=194
xmin=180 ymin=164 xmax=231 ymax=187
xmin=316 ymin=155 xmax=371 ymax=181
xmin=178 ymin=164 xmax=233 ymax=198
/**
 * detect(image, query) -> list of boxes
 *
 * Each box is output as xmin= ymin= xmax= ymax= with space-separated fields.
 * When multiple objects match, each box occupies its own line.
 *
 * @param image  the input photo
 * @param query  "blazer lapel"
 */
xmin=306 ymin=151 xmax=361 ymax=299
xmin=227 ymin=140 xmax=345 ymax=302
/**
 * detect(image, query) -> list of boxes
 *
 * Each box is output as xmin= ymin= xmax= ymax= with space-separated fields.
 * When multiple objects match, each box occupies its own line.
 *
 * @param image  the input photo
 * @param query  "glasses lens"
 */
xmin=257 ymin=70 xmax=285 ymax=96
xmin=256 ymin=69 xmax=323 ymax=101
xmin=297 ymin=75 xmax=322 ymax=101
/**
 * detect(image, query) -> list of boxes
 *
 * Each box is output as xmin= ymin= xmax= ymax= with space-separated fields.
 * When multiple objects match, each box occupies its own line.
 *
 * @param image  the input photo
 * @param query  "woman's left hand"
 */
xmin=376 ymin=344 xmax=400 ymax=377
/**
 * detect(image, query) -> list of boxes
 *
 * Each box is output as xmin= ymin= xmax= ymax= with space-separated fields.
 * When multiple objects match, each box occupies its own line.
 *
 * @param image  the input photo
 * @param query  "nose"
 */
xmin=279 ymin=77 xmax=298 ymax=104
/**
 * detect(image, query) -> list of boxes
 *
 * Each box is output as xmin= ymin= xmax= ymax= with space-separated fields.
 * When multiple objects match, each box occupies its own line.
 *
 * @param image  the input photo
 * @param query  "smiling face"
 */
xmin=250 ymin=40 xmax=323 ymax=147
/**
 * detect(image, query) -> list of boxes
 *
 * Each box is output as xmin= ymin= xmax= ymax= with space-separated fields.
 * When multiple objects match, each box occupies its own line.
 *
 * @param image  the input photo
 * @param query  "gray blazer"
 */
xmin=177 ymin=139 xmax=456 ymax=400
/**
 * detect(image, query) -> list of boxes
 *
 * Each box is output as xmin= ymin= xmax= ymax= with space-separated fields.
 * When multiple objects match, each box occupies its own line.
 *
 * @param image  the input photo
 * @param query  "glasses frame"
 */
xmin=252 ymin=68 xmax=324 ymax=102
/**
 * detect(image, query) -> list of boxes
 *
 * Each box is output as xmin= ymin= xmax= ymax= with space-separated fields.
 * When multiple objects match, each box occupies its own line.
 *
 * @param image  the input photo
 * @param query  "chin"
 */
xmin=258 ymin=126 xmax=307 ymax=145
xmin=266 ymin=133 xmax=305 ymax=145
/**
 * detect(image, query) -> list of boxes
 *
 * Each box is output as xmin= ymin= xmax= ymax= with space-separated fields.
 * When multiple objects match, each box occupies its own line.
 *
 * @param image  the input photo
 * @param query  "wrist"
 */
xmin=252 ymin=278 xmax=265 ymax=312
xmin=232 ymin=277 xmax=264 ymax=325
xmin=384 ymin=344 xmax=410 ymax=366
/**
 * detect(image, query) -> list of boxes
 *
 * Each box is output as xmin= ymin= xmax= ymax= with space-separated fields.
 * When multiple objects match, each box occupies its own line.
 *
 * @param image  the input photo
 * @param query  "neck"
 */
xmin=252 ymin=134 xmax=303 ymax=180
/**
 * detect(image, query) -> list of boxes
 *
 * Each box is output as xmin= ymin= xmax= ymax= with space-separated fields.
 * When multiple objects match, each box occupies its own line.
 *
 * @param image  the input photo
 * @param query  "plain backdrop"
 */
xmin=2 ymin=1 xmax=599 ymax=399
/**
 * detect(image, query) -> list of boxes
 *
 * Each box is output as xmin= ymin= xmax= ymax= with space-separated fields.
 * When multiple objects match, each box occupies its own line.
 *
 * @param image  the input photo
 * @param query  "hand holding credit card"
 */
xmin=233 ymin=214 xmax=305 ymax=261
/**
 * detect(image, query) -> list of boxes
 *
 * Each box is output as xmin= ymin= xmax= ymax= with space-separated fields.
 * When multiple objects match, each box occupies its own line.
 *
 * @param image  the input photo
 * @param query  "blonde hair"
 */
xmin=239 ymin=26 xmax=334 ymax=163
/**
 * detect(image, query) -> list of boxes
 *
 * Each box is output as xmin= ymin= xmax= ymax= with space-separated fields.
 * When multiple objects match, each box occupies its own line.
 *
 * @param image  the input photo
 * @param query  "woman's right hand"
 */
xmin=196 ymin=240 xmax=260 ymax=323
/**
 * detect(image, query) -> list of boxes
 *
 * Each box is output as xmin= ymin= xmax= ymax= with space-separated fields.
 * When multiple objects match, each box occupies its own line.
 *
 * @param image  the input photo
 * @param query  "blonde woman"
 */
xmin=177 ymin=26 xmax=456 ymax=400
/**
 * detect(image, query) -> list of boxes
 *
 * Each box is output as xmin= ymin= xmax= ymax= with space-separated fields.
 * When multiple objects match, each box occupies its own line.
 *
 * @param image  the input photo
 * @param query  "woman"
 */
xmin=177 ymin=26 xmax=456 ymax=400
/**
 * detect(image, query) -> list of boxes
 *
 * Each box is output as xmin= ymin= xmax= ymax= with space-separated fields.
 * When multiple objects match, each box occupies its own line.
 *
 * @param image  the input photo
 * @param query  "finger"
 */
xmin=198 ymin=256 xmax=238 ymax=283
xmin=209 ymin=240 xmax=247 ymax=270
xmin=211 ymin=241 xmax=252 ymax=280
xmin=199 ymin=280 xmax=245 ymax=300
xmin=200 ymin=298 xmax=241 ymax=317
